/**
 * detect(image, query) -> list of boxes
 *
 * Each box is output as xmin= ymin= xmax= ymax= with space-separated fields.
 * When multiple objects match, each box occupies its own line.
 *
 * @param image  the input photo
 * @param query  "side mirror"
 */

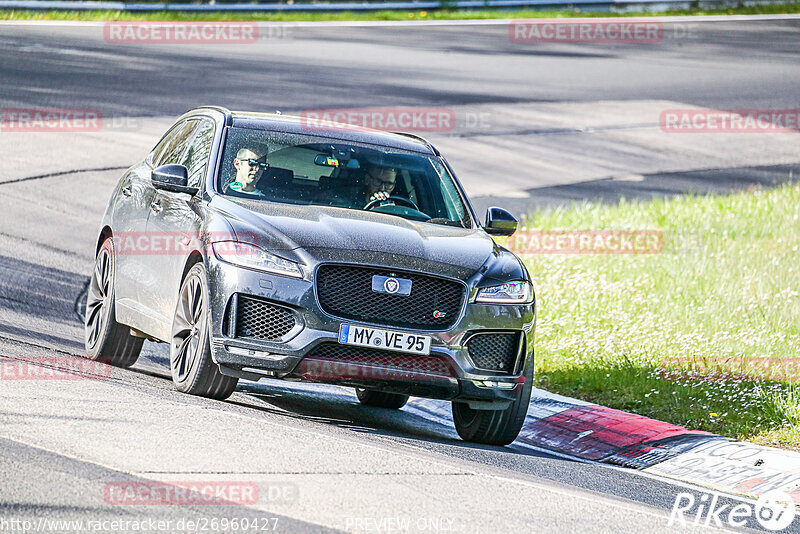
xmin=484 ymin=207 xmax=518 ymax=237
xmin=151 ymin=164 xmax=198 ymax=195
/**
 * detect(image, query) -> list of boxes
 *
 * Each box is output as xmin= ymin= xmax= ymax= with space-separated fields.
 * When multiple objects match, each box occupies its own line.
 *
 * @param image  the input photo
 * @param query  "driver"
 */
xmin=226 ymin=147 xmax=268 ymax=196
xmin=360 ymin=164 xmax=397 ymax=206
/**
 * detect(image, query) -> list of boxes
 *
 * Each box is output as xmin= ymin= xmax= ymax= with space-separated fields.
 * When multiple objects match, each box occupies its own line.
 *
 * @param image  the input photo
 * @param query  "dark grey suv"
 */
xmin=85 ymin=107 xmax=535 ymax=445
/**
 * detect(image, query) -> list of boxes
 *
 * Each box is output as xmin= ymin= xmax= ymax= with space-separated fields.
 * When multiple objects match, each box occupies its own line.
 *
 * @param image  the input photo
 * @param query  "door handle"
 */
xmin=150 ymin=200 xmax=162 ymax=214
xmin=121 ymin=185 xmax=133 ymax=197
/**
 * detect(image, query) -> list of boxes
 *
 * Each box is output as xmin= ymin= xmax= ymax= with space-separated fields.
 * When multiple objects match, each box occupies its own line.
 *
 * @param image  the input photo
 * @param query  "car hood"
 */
xmin=209 ymin=196 xmax=498 ymax=279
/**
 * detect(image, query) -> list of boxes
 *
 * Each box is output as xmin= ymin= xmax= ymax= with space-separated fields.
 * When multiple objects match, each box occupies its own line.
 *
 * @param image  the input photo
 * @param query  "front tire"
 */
xmin=355 ymin=388 xmax=409 ymax=409
xmin=170 ymin=262 xmax=238 ymax=400
xmin=84 ymin=236 xmax=143 ymax=367
xmin=452 ymin=366 xmax=533 ymax=446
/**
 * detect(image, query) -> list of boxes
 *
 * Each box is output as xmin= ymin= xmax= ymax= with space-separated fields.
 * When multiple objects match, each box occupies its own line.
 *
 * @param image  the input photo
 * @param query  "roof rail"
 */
xmin=391 ymin=131 xmax=440 ymax=156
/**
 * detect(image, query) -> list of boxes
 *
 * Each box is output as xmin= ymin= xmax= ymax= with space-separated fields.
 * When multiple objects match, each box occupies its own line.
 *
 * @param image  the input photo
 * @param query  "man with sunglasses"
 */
xmin=227 ymin=147 xmax=268 ymax=196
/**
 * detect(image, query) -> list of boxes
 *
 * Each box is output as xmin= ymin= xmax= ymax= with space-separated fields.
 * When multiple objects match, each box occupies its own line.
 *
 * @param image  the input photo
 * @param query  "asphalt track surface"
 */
xmin=0 ymin=17 xmax=799 ymax=533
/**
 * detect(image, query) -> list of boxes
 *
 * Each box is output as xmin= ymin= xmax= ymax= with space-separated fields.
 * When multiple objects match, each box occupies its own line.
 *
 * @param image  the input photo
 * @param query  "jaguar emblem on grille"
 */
xmin=384 ymin=278 xmax=400 ymax=294
xmin=433 ymin=310 xmax=446 ymax=318
xmin=372 ymin=274 xmax=412 ymax=296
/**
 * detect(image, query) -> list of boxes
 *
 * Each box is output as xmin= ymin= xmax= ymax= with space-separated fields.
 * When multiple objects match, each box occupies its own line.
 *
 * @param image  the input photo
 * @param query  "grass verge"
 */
xmin=0 ymin=2 xmax=799 ymax=21
xmin=511 ymin=183 xmax=800 ymax=449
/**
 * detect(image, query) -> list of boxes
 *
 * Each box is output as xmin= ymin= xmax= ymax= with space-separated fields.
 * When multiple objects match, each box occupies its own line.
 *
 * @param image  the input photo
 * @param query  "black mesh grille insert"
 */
xmin=466 ymin=333 xmax=521 ymax=373
xmin=303 ymin=343 xmax=454 ymax=377
xmin=234 ymin=295 xmax=296 ymax=340
xmin=316 ymin=265 xmax=465 ymax=330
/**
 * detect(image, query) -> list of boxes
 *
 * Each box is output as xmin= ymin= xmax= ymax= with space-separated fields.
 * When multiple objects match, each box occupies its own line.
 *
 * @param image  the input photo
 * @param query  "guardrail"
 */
xmin=0 ymin=0 xmax=788 ymax=11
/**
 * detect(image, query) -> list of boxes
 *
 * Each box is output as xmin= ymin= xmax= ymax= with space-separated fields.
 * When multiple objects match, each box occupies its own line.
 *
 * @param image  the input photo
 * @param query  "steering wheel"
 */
xmin=363 ymin=195 xmax=420 ymax=212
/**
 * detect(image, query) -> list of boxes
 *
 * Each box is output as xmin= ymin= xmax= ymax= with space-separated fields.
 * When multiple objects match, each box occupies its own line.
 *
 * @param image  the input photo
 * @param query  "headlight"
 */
xmin=211 ymin=241 xmax=303 ymax=279
xmin=475 ymin=281 xmax=533 ymax=304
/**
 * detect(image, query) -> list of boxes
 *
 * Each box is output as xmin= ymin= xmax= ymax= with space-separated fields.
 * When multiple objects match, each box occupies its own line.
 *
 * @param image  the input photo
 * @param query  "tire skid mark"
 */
xmin=0 ymin=166 xmax=128 ymax=187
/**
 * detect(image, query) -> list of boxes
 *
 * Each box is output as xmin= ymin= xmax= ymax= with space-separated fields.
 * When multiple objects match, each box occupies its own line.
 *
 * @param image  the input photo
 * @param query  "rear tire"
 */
xmin=452 ymin=366 xmax=533 ymax=446
xmin=170 ymin=262 xmax=238 ymax=400
xmin=355 ymin=388 xmax=409 ymax=409
xmin=84 ymin=236 xmax=143 ymax=368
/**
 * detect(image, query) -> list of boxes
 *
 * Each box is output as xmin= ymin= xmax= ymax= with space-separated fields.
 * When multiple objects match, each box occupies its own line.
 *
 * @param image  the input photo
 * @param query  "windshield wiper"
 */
xmin=425 ymin=218 xmax=468 ymax=228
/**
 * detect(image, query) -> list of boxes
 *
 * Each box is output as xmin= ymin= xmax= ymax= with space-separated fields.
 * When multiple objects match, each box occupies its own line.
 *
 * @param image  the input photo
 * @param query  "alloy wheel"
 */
xmin=85 ymin=247 xmax=111 ymax=349
xmin=171 ymin=274 xmax=207 ymax=383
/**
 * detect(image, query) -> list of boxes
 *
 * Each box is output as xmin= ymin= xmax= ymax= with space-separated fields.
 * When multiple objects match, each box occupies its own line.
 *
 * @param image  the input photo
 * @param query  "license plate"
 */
xmin=338 ymin=324 xmax=431 ymax=355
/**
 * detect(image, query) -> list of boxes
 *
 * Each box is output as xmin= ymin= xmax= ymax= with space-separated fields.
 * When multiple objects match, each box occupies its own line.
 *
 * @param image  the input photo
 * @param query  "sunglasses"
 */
xmin=239 ymin=158 xmax=269 ymax=169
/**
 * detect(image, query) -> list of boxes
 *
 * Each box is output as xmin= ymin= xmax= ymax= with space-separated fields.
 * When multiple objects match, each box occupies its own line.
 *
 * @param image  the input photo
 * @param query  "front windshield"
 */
xmin=217 ymin=126 xmax=471 ymax=227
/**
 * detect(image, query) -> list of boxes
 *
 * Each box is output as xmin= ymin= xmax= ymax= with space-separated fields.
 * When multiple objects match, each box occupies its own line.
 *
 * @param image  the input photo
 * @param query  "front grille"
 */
xmin=303 ymin=343 xmax=455 ymax=377
xmin=466 ymin=332 xmax=522 ymax=374
xmin=229 ymin=295 xmax=296 ymax=340
xmin=316 ymin=264 xmax=465 ymax=330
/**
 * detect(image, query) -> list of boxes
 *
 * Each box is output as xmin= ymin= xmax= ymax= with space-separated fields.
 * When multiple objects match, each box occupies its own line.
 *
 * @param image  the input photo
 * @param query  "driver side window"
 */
xmin=182 ymin=120 xmax=215 ymax=189
xmin=149 ymin=124 xmax=181 ymax=166
xmin=156 ymin=120 xmax=200 ymax=168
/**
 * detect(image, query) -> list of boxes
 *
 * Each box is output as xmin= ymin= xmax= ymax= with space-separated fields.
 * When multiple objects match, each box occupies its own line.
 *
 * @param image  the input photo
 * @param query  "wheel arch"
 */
xmin=96 ymin=226 xmax=113 ymax=255
xmin=180 ymin=250 xmax=205 ymax=289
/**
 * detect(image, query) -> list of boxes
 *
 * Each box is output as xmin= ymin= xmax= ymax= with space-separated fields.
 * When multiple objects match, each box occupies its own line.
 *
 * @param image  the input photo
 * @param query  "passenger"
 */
xmin=227 ymin=148 xmax=268 ymax=196
xmin=360 ymin=163 xmax=398 ymax=206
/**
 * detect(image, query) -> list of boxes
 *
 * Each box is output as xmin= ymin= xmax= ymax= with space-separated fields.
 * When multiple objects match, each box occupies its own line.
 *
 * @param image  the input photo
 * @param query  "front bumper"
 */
xmin=206 ymin=256 xmax=535 ymax=404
